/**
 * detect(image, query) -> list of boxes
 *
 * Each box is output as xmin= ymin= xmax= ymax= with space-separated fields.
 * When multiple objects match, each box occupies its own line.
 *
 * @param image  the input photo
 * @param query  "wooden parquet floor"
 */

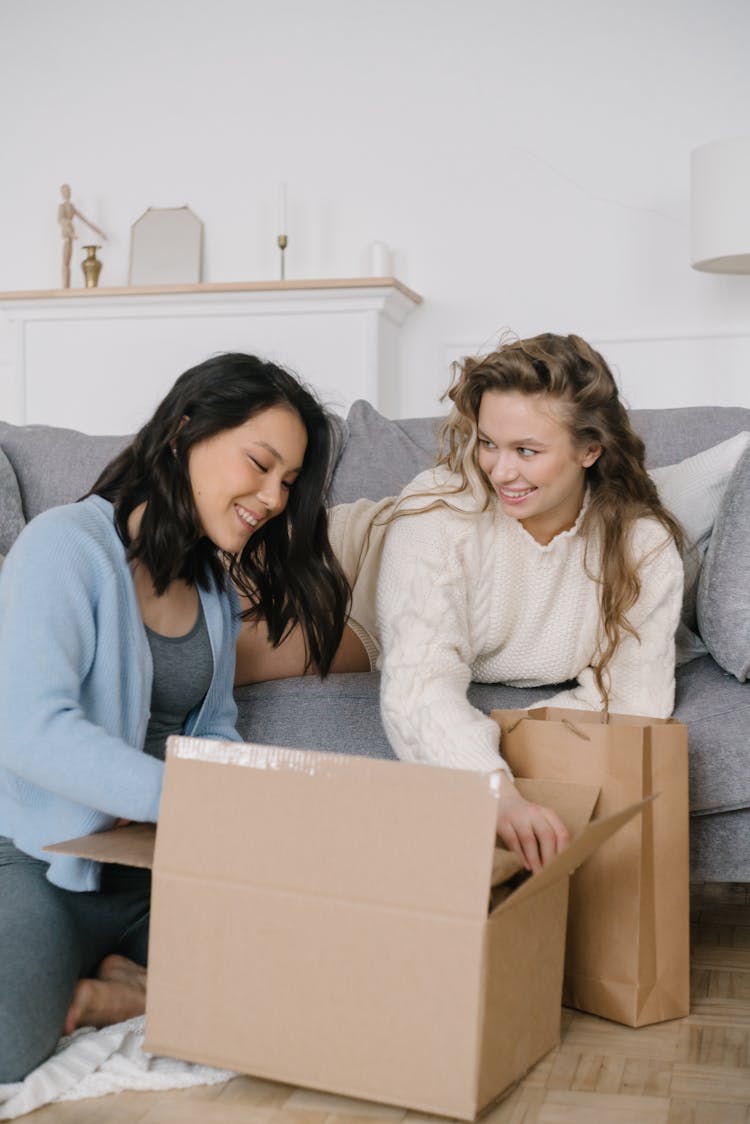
xmin=22 ymin=883 xmax=750 ymax=1124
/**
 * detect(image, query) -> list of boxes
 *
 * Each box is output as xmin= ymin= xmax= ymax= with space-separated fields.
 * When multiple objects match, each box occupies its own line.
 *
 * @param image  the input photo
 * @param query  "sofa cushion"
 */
xmin=673 ymin=654 xmax=750 ymax=814
xmin=330 ymin=401 xmax=441 ymax=504
xmin=0 ymin=445 xmax=25 ymax=555
xmin=235 ymin=656 xmax=748 ymax=816
xmin=650 ymin=431 xmax=750 ymax=663
xmin=630 ymin=405 xmax=750 ymax=468
xmin=0 ymin=421 xmax=130 ymax=521
xmin=689 ymin=808 xmax=750 ymax=882
xmin=331 ymin=402 xmax=750 ymax=506
xmin=0 ymin=408 xmax=347 ymax=524
xmin=234 ymin=674 xmax=573 ymax=760
xmin=235 ymin=673 xmax=397 ymax=758
xmin=650 ymin=431 xmax=750 ymax=557
xmin=697 ymin=444 xmax=750 ymax=682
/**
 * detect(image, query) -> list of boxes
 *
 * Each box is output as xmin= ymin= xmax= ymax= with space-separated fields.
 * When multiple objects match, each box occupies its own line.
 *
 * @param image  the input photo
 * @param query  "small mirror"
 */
xmin=129 ymin=205 xmax=203 ymax=285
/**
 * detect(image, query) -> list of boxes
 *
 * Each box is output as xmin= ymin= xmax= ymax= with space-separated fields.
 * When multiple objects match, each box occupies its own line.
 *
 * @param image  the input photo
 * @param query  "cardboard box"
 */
xmin=48 ymin=738 xmax=644 ymax=1120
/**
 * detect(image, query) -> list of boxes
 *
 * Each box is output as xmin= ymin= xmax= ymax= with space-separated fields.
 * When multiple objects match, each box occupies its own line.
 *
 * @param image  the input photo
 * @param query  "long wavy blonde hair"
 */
xmin=439 ymin=332 xmax=684 ymax=707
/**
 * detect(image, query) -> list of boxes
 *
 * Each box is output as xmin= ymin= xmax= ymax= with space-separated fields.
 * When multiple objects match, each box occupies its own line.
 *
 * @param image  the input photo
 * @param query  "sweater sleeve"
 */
xmin=376 ymin=503 xmax=511 ymax=776
xmin=0 ymin=514 xmax=163 ymax=823
xmin=533 ymin=521 xmax=684 ymax=717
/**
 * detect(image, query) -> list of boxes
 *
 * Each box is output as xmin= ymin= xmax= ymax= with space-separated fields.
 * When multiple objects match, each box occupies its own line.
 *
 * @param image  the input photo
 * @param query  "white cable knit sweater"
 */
xmin=374 ymin=468 xmax=684 ymax=777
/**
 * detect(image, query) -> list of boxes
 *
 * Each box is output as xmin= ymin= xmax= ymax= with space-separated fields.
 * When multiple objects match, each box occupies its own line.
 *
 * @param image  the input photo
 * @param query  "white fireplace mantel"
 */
xmin=0 ymin=278 xmax=422 ymax=433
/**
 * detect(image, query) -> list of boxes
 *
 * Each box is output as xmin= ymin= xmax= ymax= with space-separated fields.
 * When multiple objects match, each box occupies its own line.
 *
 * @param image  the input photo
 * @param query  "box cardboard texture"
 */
xmin=48 ymin=738 xmax=645 ymax=1120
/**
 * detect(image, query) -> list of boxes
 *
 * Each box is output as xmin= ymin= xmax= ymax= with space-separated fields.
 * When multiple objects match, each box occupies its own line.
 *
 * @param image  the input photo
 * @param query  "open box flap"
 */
xmin=45 ymin=822 xmax=156 ymax=868
xmin=493 ymin=795 xmax=653 ymax=915
xmin=152 ymin=736 xmax=504 ymax=920
xmin=46 ymin=756 xmax=605 ymax=914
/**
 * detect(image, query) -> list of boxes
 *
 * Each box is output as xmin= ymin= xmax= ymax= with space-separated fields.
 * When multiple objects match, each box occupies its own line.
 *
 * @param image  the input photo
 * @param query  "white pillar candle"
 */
xmin=369 ymin=240 xmax=392 ymax=277
xmin=278 ymin=182 xmax=288 ymax=234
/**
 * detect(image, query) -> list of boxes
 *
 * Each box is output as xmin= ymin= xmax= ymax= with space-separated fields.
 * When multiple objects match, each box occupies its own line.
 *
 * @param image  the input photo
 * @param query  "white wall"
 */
xmin=1 ymin=0 xmax=749 ymax=418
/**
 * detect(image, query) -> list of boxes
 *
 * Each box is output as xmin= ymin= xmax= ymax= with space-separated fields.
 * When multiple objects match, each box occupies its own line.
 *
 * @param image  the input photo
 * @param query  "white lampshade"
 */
xmin=690 ymin=137 xmax=750 ymax=273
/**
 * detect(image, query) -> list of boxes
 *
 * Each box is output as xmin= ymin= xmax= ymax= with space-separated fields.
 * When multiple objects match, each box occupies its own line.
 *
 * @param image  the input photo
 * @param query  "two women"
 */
xmin=0 ymin=333 xmax=686 ymax=1078
xmin=0 ymin=354 xmax=348 ymax=1081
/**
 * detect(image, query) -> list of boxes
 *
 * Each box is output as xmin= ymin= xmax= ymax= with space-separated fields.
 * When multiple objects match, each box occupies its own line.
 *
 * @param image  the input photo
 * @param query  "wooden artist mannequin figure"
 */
xmin=58 ymin=183 xmax=108 ymax=288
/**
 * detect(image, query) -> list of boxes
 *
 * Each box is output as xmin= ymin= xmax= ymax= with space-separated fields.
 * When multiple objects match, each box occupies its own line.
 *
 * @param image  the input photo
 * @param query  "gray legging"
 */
xmin=0 ymin=836 xmax=151 ymax=1083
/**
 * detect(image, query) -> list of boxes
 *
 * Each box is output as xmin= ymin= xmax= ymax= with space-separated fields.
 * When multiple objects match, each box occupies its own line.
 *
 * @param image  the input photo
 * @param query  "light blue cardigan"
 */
xmin=0 ymin=496 xmax=242 ymax=891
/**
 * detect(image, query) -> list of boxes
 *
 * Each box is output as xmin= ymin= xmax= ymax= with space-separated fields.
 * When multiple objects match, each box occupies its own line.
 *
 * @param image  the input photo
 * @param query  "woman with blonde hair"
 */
xmin=237 ymin=333 xmax=685 ymax=874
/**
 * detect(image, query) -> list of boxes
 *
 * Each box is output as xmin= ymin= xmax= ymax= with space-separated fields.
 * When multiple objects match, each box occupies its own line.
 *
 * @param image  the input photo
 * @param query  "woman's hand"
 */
xmin=495 ymin=774 xmax=570 ymax=873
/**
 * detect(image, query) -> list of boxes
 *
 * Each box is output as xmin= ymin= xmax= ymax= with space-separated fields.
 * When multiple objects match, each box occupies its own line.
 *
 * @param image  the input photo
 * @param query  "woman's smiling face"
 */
xmin=187 ymin=404 xmax=307 ymax=553
xmin=476 ymin=390 xmax=601 ymax=545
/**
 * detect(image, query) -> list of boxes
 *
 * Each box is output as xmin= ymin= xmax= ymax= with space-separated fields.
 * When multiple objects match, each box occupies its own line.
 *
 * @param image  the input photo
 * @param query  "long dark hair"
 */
xmin=88 ymin=352 xmax=349 ymax=674
xmin=441 ymin=333 xmax=684 ymax=706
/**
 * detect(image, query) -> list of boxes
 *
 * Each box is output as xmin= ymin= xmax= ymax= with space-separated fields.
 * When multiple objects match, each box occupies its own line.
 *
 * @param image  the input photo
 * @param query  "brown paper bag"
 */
xmin=491 ymin=707 xmax=690 ymax=1027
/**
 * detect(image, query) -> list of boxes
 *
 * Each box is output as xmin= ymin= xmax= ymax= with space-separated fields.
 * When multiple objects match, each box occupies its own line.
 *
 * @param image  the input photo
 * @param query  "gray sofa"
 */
xmin=1 ymin=400 xmax=749 ymax=882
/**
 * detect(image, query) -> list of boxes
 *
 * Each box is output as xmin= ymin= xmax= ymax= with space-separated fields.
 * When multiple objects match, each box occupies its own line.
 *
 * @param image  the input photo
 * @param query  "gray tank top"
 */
xmin=143 ymin=600 xmax=213 ymax=761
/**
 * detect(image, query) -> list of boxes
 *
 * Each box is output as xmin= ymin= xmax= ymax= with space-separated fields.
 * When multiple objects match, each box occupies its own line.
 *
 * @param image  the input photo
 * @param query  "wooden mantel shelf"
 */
xmin=0 ymin=276 xmax=422 ymax=305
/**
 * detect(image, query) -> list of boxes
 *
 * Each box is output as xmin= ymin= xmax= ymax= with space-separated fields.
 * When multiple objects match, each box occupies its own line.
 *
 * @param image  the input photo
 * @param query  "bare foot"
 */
xmin=64 ymin=954 xmax=147 ymax=1035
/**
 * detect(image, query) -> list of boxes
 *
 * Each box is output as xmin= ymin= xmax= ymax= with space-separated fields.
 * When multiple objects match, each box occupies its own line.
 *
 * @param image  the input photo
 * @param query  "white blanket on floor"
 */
xmin=0 ymin=1017 xmax=235 ymax=1120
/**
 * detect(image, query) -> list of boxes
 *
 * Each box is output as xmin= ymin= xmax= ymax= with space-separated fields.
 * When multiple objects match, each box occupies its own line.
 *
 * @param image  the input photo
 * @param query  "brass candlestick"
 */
xmin=277 ymin=234 xmax=288 ymax=280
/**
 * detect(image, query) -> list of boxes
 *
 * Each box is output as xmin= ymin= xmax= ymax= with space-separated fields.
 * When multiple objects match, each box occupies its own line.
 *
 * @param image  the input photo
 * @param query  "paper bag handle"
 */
xmin=505 ymin=715 xmax=597 ymax=740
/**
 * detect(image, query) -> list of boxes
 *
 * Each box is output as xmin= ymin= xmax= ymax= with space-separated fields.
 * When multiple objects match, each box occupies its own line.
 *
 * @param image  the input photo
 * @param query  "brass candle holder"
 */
xmin=277 ymin=234 xmax=288 ymax=281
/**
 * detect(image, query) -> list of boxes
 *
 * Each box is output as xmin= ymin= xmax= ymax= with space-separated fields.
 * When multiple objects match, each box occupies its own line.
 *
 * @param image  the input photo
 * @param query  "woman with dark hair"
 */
xmin=237 ymin=333 xmax=685 ymax=875
xmin=0 ymin=352 xmax=349 ymax=1082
